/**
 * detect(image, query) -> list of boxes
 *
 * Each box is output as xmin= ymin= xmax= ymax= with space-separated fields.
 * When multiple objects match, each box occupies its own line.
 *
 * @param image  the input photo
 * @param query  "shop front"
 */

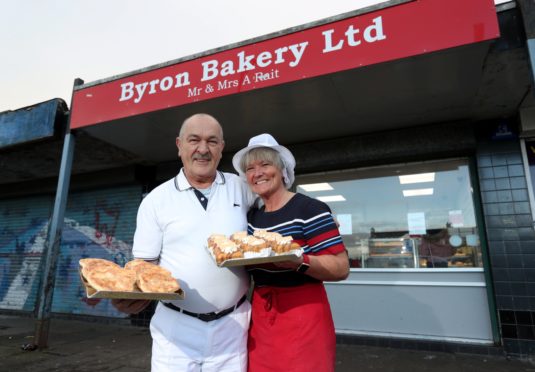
xmin=2 ymin=0 xmax=534 ymax=358
xmin=297 ymin=158 xmax=494 ymax=343
xmin=64 ymin=0 xmax=526 ymax=355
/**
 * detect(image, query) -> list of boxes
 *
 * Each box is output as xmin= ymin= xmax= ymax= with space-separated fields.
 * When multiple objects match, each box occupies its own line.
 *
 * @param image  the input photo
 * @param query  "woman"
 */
xmin=232 ymin=133 xmax=350 ymax=372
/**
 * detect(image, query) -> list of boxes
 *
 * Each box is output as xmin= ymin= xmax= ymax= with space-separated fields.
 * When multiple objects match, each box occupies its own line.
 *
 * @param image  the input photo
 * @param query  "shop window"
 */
xmin=296 ymin=159 xmax=483 ymax=269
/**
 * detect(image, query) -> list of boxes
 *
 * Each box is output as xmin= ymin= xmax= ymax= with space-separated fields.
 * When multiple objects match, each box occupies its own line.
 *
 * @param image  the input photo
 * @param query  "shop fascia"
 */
xmin=119 ymin=16 xmax=386 ymax=104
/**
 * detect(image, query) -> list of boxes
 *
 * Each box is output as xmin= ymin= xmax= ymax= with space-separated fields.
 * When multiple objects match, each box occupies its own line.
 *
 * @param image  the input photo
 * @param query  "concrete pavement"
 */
xmin=0 ymin=314 xmax=533 ymax=372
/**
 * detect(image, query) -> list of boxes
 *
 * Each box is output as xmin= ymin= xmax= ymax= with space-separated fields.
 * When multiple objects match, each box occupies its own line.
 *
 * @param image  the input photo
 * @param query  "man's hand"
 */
xmin=111 ymin=299 xmax=152 ymax=314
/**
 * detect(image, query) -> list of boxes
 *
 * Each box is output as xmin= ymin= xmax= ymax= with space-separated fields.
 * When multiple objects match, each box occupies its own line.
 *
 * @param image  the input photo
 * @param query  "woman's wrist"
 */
xmin=296 ymin=254 xmax=310 ymax=273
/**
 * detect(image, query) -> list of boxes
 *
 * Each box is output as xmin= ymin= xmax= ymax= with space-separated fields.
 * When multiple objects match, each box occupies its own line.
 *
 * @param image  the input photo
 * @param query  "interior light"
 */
xmin=316 ymin=195 xmax=346 ymax=202
xmin=399 ymin=172 xmax=435 ymax=184
xmin=402 ymin=188 xmax=434 ymax=197
xmin=298 ymin=183 xmax=333 ymax=192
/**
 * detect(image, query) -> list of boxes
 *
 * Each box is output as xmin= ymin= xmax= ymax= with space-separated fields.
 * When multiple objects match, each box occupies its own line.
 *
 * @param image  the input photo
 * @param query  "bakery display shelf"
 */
xmin=364 ymin=238 xmax=419 ymax=268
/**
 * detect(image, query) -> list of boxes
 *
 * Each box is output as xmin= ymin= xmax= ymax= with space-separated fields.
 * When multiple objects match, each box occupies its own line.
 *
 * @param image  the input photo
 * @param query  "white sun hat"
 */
xmin=232 ymin=133 xmax=296 ymax=188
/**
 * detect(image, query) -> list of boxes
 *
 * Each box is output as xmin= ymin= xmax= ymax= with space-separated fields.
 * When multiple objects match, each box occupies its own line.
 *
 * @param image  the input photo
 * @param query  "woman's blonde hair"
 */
xmin=240 ymin=147 xmax=285 ymax=173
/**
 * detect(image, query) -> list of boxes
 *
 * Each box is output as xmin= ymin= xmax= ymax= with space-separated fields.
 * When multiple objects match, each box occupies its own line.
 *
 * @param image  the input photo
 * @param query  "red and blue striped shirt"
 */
xmin=247 ymin=193 xmax=346 ymax=287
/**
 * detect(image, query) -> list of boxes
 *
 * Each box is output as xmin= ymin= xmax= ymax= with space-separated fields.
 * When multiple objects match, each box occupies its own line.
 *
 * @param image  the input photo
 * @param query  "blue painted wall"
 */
xmin=0 ymin=99 xmax=66 ymax=148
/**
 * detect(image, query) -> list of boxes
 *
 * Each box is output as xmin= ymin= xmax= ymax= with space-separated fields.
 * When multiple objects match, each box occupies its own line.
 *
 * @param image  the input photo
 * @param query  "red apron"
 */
xmin=248 ymin=283 xmax=336 ymax=372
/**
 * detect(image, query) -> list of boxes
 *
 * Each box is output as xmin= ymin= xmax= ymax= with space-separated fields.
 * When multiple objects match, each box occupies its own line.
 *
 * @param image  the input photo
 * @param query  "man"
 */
xmin=114 ymin=113 xmax=255 ymax=371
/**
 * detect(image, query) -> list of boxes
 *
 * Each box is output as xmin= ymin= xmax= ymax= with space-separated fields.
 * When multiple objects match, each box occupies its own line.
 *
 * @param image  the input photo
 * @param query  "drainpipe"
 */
xmin=33 ymin=78 xmax=84 ymax=349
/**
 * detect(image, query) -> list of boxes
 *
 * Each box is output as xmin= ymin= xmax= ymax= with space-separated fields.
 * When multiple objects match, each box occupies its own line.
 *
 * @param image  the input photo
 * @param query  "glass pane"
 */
xmin=296 ymin=159 xmax=483 ymax=269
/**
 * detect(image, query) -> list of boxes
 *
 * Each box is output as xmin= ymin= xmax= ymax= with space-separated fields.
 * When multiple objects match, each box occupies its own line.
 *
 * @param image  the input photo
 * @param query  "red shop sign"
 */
xmin=71 ymin=0 xmax=499 ymax=129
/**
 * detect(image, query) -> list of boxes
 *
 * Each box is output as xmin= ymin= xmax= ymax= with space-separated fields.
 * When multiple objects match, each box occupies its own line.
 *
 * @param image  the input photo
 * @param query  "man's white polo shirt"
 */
xmin=133 ymin=169 xmax=255 ymax=313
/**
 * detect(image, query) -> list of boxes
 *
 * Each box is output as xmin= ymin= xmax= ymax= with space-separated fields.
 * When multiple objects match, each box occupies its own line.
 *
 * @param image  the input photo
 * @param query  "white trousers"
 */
xmin=150 ymin=300 xmax=251 ymax=372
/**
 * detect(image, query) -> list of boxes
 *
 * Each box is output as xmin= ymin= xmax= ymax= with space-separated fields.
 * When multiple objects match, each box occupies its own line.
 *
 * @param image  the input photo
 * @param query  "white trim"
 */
xmin=520 ymin=138 xmax=535 ymax=224
xmin=329 ymin=280 xmax=485 ymax=287
xmin=348 ymin=268 xmax=484 ymax=273
xmin=335 ymin=329 xmax=494 ymax=345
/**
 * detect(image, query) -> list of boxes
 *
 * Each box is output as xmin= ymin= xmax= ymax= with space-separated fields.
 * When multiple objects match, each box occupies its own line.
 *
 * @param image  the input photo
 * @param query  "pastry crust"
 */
xmin=124 ymin=259 xmax=179 ymax=293
xmin=137 ymin=271 xmax=180 ymax=293
xmin=79 ymin=258 xmax=120 ymax=274
xmin=207 ymin=234 xmax=243 ymax=264
xmin=80 ymin=258 xmax=179 ymax=293
xmin=125 ymin=259 xmax=172 ymax=276
xmin=84 ymin=265 xmax=137 ymax=292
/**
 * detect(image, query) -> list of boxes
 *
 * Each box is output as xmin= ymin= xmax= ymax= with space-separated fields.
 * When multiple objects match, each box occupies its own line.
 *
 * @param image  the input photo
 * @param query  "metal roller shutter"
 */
xmin=0 ymin=195 xmax=54 ymax=311
xmin=52 ymin=185 xmax=141 ymax=318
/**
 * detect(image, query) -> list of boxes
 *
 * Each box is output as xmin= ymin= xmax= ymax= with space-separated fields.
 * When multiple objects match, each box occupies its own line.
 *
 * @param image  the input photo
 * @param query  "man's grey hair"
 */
xmin=178 ymin=113 xmax=224 ymax=139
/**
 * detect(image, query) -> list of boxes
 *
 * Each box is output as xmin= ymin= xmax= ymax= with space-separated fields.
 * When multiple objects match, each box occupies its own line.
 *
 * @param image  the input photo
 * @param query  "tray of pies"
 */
xmin=207 ymin=231 xmax=303 ymax=267
xmin=79 ymin=258 xmax=185 ymax=300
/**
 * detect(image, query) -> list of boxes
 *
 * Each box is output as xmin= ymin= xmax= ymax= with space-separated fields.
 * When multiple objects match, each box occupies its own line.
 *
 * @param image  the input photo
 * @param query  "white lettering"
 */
xmin=237 ymin=51 xmax=255 ymax=72
xmin=364 ymin=16 xmax=386 ymax=42
xmin=118 ymin=72 xmax=190 ymax=103
xmin=160 ymin=76 xmax=173 ymax=91
xmin=273 ymin=46 xmax=288 ymax=64
xmin=254 ymin=68 xmax=280 ymax=82
xmin=220 ymin=60 xmax=235 ymax=77
xmin=257 ymin=51 xmax=272 ymax=68
xmin=323 ymin=16 xmax=386 ymax=54
xmin=174 ymin=72 xmax=190 ymax=87
xmin=119 ymin=82 xmax=134 ymax=101
xmin=288 ymin=42 xmax=308 ymax=67
xmin=322 ymin=29 xmax=344 ymax=53
xmin=218 ymin=79 xmax=239 ymax=90
xmin=148 ymin=79 xmax=159 ymax=94
xmin=187 ymin=87 xmax=202 ymax=97
xmin=345 ymin=25 xmax=361 ymax=47
xmin=201 ymin=60 xmax=219 ymax=81
xmin=134 ymin=82 xmax=148 ymax=103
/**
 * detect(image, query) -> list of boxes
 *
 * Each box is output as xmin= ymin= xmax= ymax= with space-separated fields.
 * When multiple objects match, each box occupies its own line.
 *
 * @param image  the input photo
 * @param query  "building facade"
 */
xmin=1 ymin=0 xmax=534 ymax=359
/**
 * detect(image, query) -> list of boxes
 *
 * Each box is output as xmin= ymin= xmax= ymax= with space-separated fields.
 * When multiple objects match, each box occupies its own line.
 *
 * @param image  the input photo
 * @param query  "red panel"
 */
xmin=71 ymin=0 xmax=499 ymax=129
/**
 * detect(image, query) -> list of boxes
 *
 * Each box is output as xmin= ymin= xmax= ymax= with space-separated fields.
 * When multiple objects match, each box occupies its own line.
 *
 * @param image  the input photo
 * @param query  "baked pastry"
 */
xmin=124 ymin=259 xmax=179 ymax=293
xmin=137 ymin=270 xmax=180 ymax=293
xmin=254 ymin=231 xmax=294 ymax=253
xmin=125 ymin=259 xmax=172 ymax=276
xmin=230 ymin=231 xmax=248 ymax=243
xmin=273 ymin=236 xmax=294 ymax=253
xmin=240 ymin=236 xmax=267 ymax=252
xmin=207 ymin=234 xmax=243 ymax=264
xmin=82 ymin=263 xmax=137 ymax=292
xmin=79 ymin=257 xmax=120 ymax=276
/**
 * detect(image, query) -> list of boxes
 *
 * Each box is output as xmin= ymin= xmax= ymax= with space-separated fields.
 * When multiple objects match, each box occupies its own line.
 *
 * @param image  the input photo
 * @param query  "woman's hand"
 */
xmin=273 ymin=251 xmax=349 ymax=281
xmin=273 ymin=256 xmax=302 ymax=270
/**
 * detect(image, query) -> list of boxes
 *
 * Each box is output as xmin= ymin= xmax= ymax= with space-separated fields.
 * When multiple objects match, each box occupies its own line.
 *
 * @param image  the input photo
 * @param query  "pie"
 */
xmin=137 ymin=270 xmax=180 ymax=293
xmin=125 ymin=259 xmax=180 ymax=292
xmin=125 ymin=259 xmax=173 ymax=277
xmin=80 ymin=258 xmax=180 ymax=293
xmin=79 ymin=257 xmax=120 ymax=275
xmin=83 ymin=264 xmax=137 ymax=292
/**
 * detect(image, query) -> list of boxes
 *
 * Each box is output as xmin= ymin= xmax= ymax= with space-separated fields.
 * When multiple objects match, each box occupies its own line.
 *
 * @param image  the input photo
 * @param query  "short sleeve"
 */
xmin=132 ymin=195 xmax=163 ymax=260
xmin=302 ymin=198 xmax=346 ymax=256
